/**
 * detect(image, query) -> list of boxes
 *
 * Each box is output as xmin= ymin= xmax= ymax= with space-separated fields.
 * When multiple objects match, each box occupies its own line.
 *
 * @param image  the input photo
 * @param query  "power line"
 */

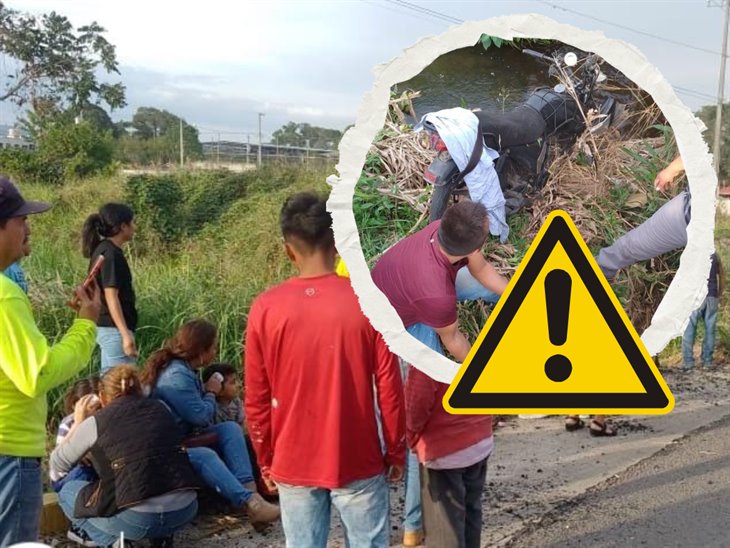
xmin=382 ymin=0 xmax=462 ymax=24
xmin=536 ymin=0 xmax=722 ymax=57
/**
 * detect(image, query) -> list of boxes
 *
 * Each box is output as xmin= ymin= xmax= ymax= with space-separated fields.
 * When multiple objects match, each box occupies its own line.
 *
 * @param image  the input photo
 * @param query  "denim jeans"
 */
xmin=596 ymin=191 xmax=689 ymax=280
xmin=400 ymin=267 xmax=499 ymax=534
xmin=187 ymin=421 xmax=255 ymax=507
xmin=58 ymin=480 xmax=198 ymax=546
xmin=277 ymin=473 xmax=389 ymax=548
xmin=682 ymin=296 xmax=719 ymax=368
xmin=96 ymin=326 xmax=136 ymax=373
xmin=0 ymin=455 xmax=43 ymax=546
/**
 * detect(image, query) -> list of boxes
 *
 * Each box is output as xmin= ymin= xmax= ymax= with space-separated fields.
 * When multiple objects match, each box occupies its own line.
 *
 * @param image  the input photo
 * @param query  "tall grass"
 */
xmin=19 ymin=165 xmax=332 ymax=425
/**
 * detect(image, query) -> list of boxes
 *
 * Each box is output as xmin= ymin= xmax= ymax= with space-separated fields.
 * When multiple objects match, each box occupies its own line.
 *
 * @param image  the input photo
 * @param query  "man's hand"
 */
xmin=654 ymin=156 xmax=684 ymax=192
xmin=387 ymin=464 xmax=405 ymax=483
xmin=75 ymin=280 xmax=101 ymax=323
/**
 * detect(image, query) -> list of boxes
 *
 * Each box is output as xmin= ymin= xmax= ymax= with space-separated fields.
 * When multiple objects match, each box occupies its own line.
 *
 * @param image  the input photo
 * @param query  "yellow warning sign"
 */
xmin=444 ymin=210 xmax=674 ymax=415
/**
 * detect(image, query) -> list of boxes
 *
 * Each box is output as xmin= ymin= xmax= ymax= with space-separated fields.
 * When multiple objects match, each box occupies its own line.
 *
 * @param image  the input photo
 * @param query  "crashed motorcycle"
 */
xmin=421 ymin=48 xmax=620 ymax=222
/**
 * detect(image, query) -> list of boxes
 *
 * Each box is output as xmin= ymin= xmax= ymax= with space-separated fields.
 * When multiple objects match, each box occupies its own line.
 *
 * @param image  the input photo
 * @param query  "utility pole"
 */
xmin=216 ymin=132 xmax=220 ymax=166
xmin=712 ymin=0 xmax=730 ymax=178
xmin=258 ymin=112 xmax=265 ymax=167
xmin=179 ymin=118 xmax=184 ymax=168
xmin=246 ymin=134 xmax=251 ymax=165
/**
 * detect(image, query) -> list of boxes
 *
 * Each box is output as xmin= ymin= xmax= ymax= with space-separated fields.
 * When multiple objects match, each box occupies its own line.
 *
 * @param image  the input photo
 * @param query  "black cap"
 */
xmin=0 ymin=177 xmax=51 ymax=219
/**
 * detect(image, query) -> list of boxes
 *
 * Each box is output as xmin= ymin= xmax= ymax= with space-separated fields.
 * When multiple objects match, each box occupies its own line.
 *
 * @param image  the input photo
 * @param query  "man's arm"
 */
xmin=434 ymin=320 xmax=472 ymax=363
xmin=466 ymin=252 xmax=508 ymax=295
xmin=243 ymin=302 xmax=274 ymax=476
xmin=372 ymin=332 xmax=406 ymax=468
xmin=405 ymin=366 xmax=439 ymax=448
xmin=0 ymin=292 xmax=96 ymax=398
xmin=654 ymin=155 xmax=684 ymax=191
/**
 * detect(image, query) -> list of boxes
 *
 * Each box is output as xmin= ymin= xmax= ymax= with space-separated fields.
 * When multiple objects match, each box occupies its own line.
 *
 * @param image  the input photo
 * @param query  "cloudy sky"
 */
xmin=0 ymin=0 xmax=725 ymax=142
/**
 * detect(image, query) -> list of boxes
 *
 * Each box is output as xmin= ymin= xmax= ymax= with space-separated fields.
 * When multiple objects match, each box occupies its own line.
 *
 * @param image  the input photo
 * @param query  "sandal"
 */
xmin=589 ymin=419 xmax=617 ymax=437
xmin=565 ymin=416 xmax=585 ymax=432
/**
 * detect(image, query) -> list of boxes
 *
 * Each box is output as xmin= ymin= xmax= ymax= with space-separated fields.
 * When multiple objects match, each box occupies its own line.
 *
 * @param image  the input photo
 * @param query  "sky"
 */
xmin=0 ymin=0 xmax=726 ymax=143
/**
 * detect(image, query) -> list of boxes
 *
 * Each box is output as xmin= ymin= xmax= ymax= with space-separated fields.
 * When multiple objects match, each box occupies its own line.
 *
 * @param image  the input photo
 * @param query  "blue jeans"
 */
xmin=0 ymin=456 xmax=43 ymax=546
xmin=401 ymin=267 xmax=499 ymax=534
xmin=97 ymin=326 xmax=136 ymax=373
xmin=58 ymin=480 xmax=197 ymax=546
xmin=682 ymin=296 xmax=719 ymax=367
xmin=278 ymin=473 xmax=389 ymax=548
xmin=187 ymin=421 xmax=255 ymax=507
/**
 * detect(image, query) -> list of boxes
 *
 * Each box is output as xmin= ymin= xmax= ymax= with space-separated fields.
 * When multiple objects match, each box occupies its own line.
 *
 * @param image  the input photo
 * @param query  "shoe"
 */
xmin=702 ymin=362 xmax=715 ymax=369
xmin=243 ymin=481 xmax=257 ymax=492
xmin=681 ymin=363 xmax=694 ymax=372
xmin=403 ymin=529 xmax=425 ymax=546
xmin=565 ymin=416 xmax=585 ymax=432
xmin=245 ymin=492 xmax=281 ymax=524
xmin=67 ymin=524 xmax=100 ymax=547
xmin=149 ymin=536 xmax=174 ymax=548
xmin=589 ymin=419 xmax=617 ymax=437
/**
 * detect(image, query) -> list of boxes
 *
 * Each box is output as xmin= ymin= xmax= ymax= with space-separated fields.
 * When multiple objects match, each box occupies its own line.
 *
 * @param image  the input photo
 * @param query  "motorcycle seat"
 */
xmin=475 ymin=105 xmax=546 ymax=151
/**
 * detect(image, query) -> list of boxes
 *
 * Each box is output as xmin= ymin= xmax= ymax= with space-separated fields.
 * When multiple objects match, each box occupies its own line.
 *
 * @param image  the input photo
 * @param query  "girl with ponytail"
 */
xmin=81 ymin=203 xmax=138 ymax=373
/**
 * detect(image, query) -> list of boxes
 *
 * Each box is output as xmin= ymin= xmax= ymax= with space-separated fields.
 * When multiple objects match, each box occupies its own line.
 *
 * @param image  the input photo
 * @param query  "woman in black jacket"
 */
xmin=51 ymin=365 xmax=199 ymax=547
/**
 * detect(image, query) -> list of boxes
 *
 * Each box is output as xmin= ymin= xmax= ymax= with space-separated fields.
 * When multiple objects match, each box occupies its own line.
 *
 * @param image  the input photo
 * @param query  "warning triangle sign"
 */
xmin=444 ymin=210 xmax=674 ymax=415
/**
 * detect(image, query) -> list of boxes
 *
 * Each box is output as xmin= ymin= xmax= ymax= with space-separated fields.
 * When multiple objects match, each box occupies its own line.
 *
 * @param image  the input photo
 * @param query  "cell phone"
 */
xmin=83 ymin=255 xmax=105 ymax=290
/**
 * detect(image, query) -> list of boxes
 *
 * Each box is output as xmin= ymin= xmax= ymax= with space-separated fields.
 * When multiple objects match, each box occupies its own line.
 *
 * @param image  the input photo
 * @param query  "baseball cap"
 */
xmin=0 ymin=177 xmax=51 ymax=219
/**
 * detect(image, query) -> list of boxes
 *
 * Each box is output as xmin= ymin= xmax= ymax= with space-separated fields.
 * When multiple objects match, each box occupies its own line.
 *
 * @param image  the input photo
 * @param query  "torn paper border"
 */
xmin=327 ymin=13 xmax=717 ymax=385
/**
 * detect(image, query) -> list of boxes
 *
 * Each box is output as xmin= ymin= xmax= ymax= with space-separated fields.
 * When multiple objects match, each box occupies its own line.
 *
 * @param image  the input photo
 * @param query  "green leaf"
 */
xmin=480 ymin=34 xmax=493 ymax=50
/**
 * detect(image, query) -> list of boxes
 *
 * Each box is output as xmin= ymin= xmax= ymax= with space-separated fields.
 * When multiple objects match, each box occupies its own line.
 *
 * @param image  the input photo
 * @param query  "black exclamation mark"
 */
xmin=544 ymin=269 xmax=572 ymax=382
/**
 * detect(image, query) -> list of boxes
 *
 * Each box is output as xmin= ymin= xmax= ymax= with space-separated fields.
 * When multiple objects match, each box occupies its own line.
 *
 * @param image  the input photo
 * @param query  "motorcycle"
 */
xmin=421 ymin=48 xmax=620 ymax=222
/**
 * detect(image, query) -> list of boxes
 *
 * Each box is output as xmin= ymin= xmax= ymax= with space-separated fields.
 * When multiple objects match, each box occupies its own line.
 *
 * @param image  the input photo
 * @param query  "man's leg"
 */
xmin=596 ymin=191 xmax=689 ymax=280
xmin=403 ymin=323 xmax=444 ymax=539
xmin=0 ymin=456 xmax=43 ymax=546
xmin=455 ymin=267 xmax=500 ymax=304
xmin=332 ymin=473 xmax=390 ymax=547
xmin=419 ymin=464 xmax=466 ymax=548
xmin=682 ymin=302 xmax=704 ymax=369
xmin=277 ymin=482 xmax=331 ymax=548
xmin=701 ymin=296 xmax=719 ymax=366
xmin=463 ymin=458 xmax=488 ymax=548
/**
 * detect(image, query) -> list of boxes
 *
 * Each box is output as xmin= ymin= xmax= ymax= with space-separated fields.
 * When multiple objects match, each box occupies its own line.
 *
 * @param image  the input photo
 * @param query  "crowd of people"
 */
xmin=0 ymin=151 xmax=722 ymax=548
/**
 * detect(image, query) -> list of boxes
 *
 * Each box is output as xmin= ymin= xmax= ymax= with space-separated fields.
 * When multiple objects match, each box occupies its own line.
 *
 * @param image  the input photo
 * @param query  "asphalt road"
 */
xmin=508 ymin=414 xmax=730 ymax=548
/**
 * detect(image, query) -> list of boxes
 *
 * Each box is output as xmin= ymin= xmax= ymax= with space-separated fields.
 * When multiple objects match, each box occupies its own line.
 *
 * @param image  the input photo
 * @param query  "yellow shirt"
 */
xmin=336 ymin=258 xmax=350 ymax=278
xmin=0 ymin=276 xmax=96 ymax=456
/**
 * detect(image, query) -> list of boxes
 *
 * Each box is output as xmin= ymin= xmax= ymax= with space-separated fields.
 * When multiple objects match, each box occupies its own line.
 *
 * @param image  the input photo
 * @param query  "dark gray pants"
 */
xmin=596 ymin=191 xmax=690 ymax=280
xmin=419 ymin=457 xmax=488 ymax=548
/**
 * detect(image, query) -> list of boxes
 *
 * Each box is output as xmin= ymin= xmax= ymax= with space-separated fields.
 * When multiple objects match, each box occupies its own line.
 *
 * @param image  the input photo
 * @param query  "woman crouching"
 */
xmin=51 ymin=365 xmax=199 ymax=547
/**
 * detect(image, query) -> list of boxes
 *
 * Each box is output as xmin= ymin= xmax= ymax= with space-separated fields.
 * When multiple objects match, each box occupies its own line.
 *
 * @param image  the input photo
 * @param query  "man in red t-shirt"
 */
xmin=244 ymin=192 xmax=406 ymax=547
xmin=371 ymin=201 xmax=508 ymax=548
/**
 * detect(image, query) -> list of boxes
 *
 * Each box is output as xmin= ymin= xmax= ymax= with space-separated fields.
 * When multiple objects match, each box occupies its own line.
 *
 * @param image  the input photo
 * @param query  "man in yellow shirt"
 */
xmin=0 ymin=177 xmax=100 ymax=545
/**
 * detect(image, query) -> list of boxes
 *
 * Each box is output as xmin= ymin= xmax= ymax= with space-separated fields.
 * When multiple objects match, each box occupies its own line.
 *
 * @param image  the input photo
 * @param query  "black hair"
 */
xmin=81 ymin=203 xmax=135 ymax=258
xmin=202 ymin=362 xmax=238 ymax=384
xmin=438 ymin=201 xmax=490 ymax=256
xmin=279 ymin=192 xmax=334 ymax=253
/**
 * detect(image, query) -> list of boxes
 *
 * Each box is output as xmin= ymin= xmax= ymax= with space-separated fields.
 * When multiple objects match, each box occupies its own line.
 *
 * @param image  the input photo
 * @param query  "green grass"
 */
xmin=19 ymin=165 xmax=332 ymax=426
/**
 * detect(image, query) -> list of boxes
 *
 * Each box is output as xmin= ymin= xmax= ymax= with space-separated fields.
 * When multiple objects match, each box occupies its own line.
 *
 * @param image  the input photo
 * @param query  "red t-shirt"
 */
xmin=371 ymin=221 xmax=467 ymax=328
xmin=244 ymin=273 xmax=406 ymax=489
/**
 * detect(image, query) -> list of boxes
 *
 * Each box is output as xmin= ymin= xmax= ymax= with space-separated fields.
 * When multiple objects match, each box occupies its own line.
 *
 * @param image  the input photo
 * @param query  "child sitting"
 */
xmin=202 ymin=363 xmax=275 ymax=499
xmin=51 ymin=376 xmax=102 ymax=546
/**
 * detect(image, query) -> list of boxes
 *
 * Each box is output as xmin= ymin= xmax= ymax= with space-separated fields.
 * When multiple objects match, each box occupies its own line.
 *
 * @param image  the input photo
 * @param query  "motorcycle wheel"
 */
xmin=429 ymin=181 xmax=456 ymax=222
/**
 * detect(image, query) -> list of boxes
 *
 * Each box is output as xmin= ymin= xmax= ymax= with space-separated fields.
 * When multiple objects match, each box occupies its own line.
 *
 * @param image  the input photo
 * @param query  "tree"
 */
xmin=116 ymin=107 xmax=202 ymax=166
xmin=0 ymin=3 xmax=125 ymax=113
xmin=271 ymin=122 xmax=343 ymax=149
